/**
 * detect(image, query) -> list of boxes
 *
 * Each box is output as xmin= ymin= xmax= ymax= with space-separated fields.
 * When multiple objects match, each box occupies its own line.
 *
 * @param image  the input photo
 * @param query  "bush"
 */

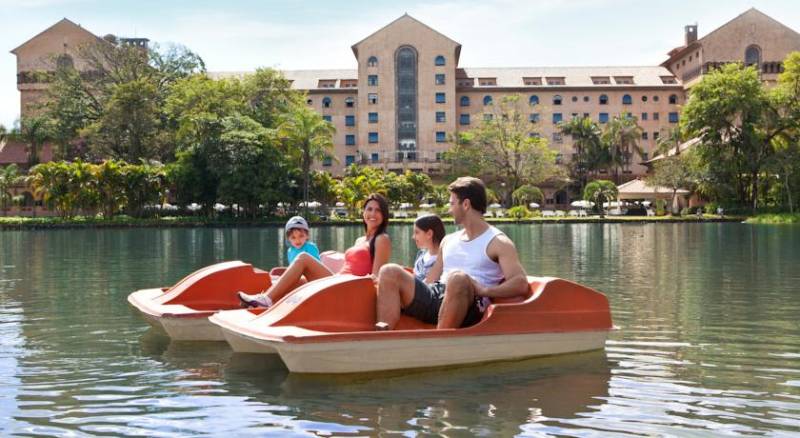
xmin=704 ymin=202 xmax=719 ymax=215
xmin=507 ymin=205 xmax=532 ymax=219
xmin=680 ymin=207 xmax=690 ymax=216
xmin=655 ymin=199 xmax=667 ymax=216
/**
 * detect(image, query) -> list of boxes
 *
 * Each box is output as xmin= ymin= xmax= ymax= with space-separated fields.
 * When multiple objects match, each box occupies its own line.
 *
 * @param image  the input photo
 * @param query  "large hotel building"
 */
xmin=7 ymin=8 xmax=800 ymax=201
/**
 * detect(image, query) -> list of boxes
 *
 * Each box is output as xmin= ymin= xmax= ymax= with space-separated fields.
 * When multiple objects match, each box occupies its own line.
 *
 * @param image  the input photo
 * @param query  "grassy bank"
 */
xmin=0 ymin=214 xmax=744 ymax=230
xmin=745 ymin=213 xmax=800 ymax=224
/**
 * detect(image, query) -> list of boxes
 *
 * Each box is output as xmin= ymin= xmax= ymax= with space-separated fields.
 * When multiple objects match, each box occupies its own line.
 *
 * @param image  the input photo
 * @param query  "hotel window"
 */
xmin=368 ymin=112 xmax=378 ymax=123
xmin=553 ymin=95 xmax=562 ymax=105
xmin=641 ymin=95 xmax=648 ymax=102
xmin=653 ymin=132 xmax=660 ymax=140
xmin=669 ymin=94 xmax=678 ymax=104
xmin=583 ymin=112 xmax=590 ymax=118
xmin=345 ymin=115 xmax=355 ymax=126
xmin=529 ymin=113 xmax=540 ymax=123
xmin=599 ymin=94 xmax=608 ymax=105
xmin=479 ymin=77 xmax=497 ymax=86
xmin=523 ymin=77 xmax=542 ymax=85
xmin=484 ymin=113 xmax=493 ymax=121
xmin=614 ymin=76 xmax=634 ymax=85
xmin=642 ymin=132 xmax=648 ymax=140
xmin=668 ymin=112 xmax=679 ymax=123
xmin=529 ymin=95 xmax=539 ymax=106
xmin=653 ymin=112 xmax=659 ymax=121
xmin=368 ymin=75 xmax=378 ymax=86
xmin=367 ymin=56 xmax=378 ymax=67
xmin=552 ymin=133 xmax=563 ymax=143
xmin=435 ymin=55 xmax=446 ymax=66
xmin=546 ymin=77 xmax=565 ymax=85
xmin=622 ymin=94 xmax=632 ymax=105
xmin=322 ymin=115 xmax=332 ymax=122
xmin=368 ymin=93 xmax=378 ymax=104
xmin=555 ymin=153 xmax=563 ymax=164
xmin=460 ymin=96 xmax=470 ymax=106
xmin=653 ymin=95 xmax=660 ymax=102
xmin=322 ymin=97 xmax=332 ymax=108
xmin=436 ymin=152 xmax=443 ymax=161
xmin=306 ymin=98 xmax=313 ymax=105
xmin=322 ymin=156 xmax=332 ymax=167
xmin=584 ymin=96 xmax=590 ymax=102
xmin=435 ymin=73 xmax=445 ymax=85
xmin=368 ymin=132 xmax=379 ymax=143
xmin=599 ymin=113 xmax=609 ymax=123
xmin=483 ymin=95 xmax=493 ymax=106
xmin=371 ymin=153 xmax=379 ymax=163
xmin=345 ymin=155 xmax=355 ymax=166
xmin=345 ymin=97 xmax=354 ymax=108
xmin=436 ymin=92 xmax=446 ymax=103
xmin=642 ymin=152 xmax=649 ymax=161
xmin=460 ymin=114 xmax=470 ymax=125
xmin=641 ymin=112 xmax=648 ymax=121
xmin=345 ymin=134 xmax=355 ymax=145
xmin=591 ymin=76 xmax=610 ymax=85
xmin=436 ymin=111 xmax=446 ymax=123
xmin=436 ymin=131 xmax=446 ymax=142
xmin=552 ymin=113 xmax=562 ymax=124
xmin=571 ymin=96 xmax=578 ymax=102
xmin=745 ymin=45 xmax=761 ymax=67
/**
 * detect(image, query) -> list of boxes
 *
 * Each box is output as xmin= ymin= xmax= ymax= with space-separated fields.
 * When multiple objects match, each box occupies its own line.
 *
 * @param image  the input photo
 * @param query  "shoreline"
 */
xmin=0 ymin=215 xmax=747 ymax=230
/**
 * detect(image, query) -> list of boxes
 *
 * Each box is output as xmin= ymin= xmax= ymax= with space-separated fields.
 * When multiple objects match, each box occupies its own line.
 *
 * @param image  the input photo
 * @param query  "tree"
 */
xmin=122 ymin=161 xmax=164 ymax=217
xmin=12 ymin=117 xmax=51 ymax=169
xmin=559 ymin=116 xmax=607 ymax=193
xmin=310 ymin=170 xmax=339 ymax=211
xmin=444 ymin=94 xmax=559 ymax=206
xmin=583 ymin=180 xmax=618 ymax=218
xmin=28 ymin=161 xmax=75 ymax=218
xmin=601 ymin=115 xmax=643 ymax=183
xmin=682 ymin=63 xmax=788 ymax=211
xmin=94 ymin=160 xmax=127 ymax=218
xmin=647 ymin=155 xmax=695 ymax=215
xmin=0 ymin=164 xmax=23 ymax=216
xmin=770 ymin=51 xmax=800 ymax=213
xmin=279 ymin=104 xmax=335 ymax=213
xmin=512 ymin=184 xmax=544 ymax=207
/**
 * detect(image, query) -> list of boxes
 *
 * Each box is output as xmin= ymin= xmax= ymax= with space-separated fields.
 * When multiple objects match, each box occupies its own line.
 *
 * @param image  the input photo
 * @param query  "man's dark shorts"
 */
xmin=402 ymin=277 xmax=484 ymax=327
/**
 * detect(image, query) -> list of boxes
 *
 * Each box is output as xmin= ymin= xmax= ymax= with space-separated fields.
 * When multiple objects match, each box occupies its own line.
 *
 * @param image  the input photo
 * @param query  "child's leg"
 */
xmin=266 ymin=252 xmax=332 ymax=302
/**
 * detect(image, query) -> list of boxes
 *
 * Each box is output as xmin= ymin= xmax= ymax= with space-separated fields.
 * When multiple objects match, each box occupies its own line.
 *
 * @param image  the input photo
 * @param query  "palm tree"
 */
xmin=13 ymin=117 xmax=52 ymax=169
xmin=602 ymin=116 xmax=644 ymax=183
xmin=0 ymin=164 xmax=23 ymax=216
xmin=583 ymin=179 xmax=618 ymax=218
xmin=278 ymin=105 xmax=335 ymax=213
xmin=559 ymin=116 xmax=606 ymax=193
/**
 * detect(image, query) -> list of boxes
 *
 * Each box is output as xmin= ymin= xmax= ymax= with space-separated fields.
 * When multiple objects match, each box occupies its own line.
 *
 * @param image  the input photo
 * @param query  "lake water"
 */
xmin=1 ymin=223 xmax=799 ymax=436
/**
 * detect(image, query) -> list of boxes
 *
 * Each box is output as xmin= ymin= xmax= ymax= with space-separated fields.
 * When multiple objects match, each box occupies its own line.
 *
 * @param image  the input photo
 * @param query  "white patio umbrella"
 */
xmin=213 ymin=203 xmax=228 ymax=212
xmin=603 ymin=201 xmax=624 ymax=208
xmin=570 ymin=200 xmax=594 ymax=209
xmin=419 ymin=203 xmax=435 ymax=209
xmin=187 ymin=203 xmax=201 ymax=212
xmin=489 ymin=203 xmax=502 ymax=209
xmin=335 ymin=202 xmax=345 ymax=207
xmin=642 ymin=201 xmax=652 ymax=207
xmin=399 ymin=202 xmax=413 ymax=209
xmin=528 ymin=202 xmax=540 ymax=209
xmin=300 ymin=201 xmax=322 ymax=208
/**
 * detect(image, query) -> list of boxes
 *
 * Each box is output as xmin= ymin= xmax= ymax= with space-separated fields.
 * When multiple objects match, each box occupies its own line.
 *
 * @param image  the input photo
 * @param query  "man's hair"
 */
xmin=448 ymin=177 xmax=487 ymax=213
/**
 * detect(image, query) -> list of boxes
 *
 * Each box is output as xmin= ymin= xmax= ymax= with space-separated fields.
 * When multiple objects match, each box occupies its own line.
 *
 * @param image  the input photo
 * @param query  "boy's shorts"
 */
xmin=401 ymin=277 xmax=485 ymax=327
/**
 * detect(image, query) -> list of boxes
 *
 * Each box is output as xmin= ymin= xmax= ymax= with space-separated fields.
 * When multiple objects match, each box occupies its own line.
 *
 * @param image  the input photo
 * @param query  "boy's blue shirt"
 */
xmin=287 ymin=241 xmax=321 ymax=264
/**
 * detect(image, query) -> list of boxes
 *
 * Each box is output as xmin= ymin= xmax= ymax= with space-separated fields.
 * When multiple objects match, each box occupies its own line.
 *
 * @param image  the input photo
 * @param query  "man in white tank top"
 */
xmin=375 ymin=177 xmax=529 ymax=329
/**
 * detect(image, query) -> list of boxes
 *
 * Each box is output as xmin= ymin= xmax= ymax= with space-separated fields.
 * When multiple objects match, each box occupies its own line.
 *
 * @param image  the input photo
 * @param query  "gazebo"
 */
xmin=617 ymin=179 xmax=690 ymax=211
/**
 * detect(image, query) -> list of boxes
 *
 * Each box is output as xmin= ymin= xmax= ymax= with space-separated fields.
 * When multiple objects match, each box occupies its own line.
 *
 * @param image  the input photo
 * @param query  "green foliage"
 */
xmin=507 ymin=205 xmax=532 ymax=219
xmin=655 ymin=198 xmax=667 ymax=216
xmin=601 ymin=115 xmax=644 ymax=183
xmin=647 ymin=154 xmax=695 ymax=215
xmin=583 ymin=180 xmax=618 ymax=218
xmin=511 ymin=184 xmax=544 ymax=207
xmin=558 ymin=116 xmax=607 ymax=192
xmin=0 ymin=164 xmax=23 ymax=215
xmin=444 ymin=94 xmax=560 ymax=205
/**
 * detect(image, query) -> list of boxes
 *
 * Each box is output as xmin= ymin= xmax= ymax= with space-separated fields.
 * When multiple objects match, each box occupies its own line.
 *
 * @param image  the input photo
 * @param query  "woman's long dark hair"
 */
xmin=414 ymin=214 xmax=446 ymax=246
xmin=362 ymin=193 xmax=390 ymax=261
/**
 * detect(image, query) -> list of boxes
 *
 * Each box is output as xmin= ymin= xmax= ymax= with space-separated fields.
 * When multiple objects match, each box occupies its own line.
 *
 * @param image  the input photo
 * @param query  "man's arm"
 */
xmin=475 ymin=234 xmax=529 ymax=298
xmin=424 ymin=235 xmax=446 ymax=283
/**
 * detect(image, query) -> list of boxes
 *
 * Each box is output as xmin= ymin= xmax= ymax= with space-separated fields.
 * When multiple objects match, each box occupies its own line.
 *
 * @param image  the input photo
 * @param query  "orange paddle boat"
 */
xmin=127 ymin=253 xmax=345 ymax=341
xmin=208 ymin=274 xmax=613 ymax=373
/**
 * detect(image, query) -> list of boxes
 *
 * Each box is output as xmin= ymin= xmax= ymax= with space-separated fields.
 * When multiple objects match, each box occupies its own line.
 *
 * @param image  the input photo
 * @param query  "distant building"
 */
xmin=8 ymin=9 xmax=800 ymax=204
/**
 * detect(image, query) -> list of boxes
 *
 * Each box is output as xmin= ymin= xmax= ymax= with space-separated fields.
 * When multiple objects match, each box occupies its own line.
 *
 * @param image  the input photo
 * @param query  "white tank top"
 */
xmin=441 ymin=225 xmax=505 ymax=287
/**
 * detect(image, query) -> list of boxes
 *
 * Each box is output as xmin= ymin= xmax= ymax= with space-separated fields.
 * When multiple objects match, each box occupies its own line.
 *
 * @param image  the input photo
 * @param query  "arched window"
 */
xmin=529 ymin=95 xmax=539 ymax=106
xmin=56 ymin=54 xmax=74 ymax=69
xmin=435 ymin=55 xmax=446 ymax=66
xmin=344 ymin=97 xmax=354 ymax=108
xmin=460 ymin=96 xmax=470 ymax=107
xmin=622 ymin=94 xmax=632 ymax=105
xmin=322 ymin=97 xmax=332 ymax=108
xmin=367 ymin=56 xmax=378 ymax=67
xmin=599 ymin=94 xmax=608 ymax=105
xmin=745 ymin=45 xmax=761 ymax=67
xmin=483 ymin=95 xmax=493 ymax=106
xmin=669 ymin=94 xmax=678 ymax=105
xmin=553 ymin=95 xmax=562 ymax=105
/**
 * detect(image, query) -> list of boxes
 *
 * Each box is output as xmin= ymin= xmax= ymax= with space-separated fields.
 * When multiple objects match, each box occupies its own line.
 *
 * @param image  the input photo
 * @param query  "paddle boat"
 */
xmin=127 ymin=253 xmax=345 ymax=341
xmin=209 ymin=274 xmax=613 ymax=373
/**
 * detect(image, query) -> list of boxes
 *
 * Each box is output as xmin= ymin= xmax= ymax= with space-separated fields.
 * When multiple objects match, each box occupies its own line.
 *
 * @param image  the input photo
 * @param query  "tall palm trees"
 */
xmin=0 ymin=164 xmax=23 ymax=216
xmin=602 ymin=115 xmax=644 ymax=183
xmin=559 ymin=116 xmax=605 ymax=192
xmin=279 ymin=105 xmax=335 ymax=213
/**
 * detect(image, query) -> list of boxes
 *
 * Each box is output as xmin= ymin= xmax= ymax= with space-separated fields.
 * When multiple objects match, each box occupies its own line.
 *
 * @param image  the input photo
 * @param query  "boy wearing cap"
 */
xmin=284 ymin=216 xmax=320 ymax=264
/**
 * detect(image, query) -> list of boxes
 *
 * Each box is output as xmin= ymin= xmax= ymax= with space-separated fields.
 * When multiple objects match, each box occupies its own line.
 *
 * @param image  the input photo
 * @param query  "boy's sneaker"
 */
xmin=237 ymin=291 xmax=272 ymax=308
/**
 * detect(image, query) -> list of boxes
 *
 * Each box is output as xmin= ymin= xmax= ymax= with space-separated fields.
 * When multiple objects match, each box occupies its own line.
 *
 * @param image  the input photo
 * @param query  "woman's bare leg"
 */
xmin=266 ymin=253 xmax=333 ymax=302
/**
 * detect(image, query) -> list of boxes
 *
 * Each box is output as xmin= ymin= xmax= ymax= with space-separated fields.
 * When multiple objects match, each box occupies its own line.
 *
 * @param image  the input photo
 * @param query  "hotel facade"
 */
xmin=8 ymin=8 xmax=800 ymax=202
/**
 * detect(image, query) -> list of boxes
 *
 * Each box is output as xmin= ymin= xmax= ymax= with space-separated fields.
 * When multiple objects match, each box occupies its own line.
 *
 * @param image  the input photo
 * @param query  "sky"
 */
xmin=2 ymin=0 xmax=800 ymax=128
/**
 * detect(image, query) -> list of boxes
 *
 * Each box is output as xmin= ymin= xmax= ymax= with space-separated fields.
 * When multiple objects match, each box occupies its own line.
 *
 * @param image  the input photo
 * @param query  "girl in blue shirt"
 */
xmin=412 ymin=214 xmax=445 ymax=281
